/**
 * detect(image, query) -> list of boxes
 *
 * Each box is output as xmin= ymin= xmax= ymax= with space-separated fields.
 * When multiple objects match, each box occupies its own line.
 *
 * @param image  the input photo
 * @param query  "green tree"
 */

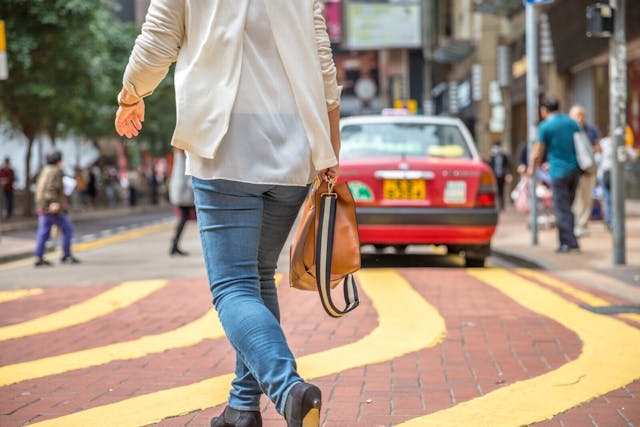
xmin=0 ymin=0 xmax=136 ymax=215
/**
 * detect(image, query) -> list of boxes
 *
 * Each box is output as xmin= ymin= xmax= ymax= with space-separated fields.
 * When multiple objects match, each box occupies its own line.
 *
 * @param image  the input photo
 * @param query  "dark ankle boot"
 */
xmin=284 ymin=382 xmax=321 ymax=427
xmin=210 ymin=406 xmax=262 ymax=427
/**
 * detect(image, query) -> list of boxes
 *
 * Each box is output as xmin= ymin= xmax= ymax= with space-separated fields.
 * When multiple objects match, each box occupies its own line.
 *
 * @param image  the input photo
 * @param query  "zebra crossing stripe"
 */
xmin=0 ymin=288 xmax=43 ymax=303
xmin=0 ymin=280 xmax=167 ymax=341
xmin=28 ymin=269 xmax=447 ymax=427
xmin=395 ymin=268 xmax=640 ymax=426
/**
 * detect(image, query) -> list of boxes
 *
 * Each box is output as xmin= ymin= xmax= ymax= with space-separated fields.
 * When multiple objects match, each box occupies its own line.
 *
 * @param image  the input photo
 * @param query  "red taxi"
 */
xmin=338 ymin=115 xmax=498 ymax=267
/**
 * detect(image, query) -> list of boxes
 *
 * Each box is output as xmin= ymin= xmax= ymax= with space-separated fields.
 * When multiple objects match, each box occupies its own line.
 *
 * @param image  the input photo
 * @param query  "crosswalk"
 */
xmin=1 ymin=269 xmax=638 ymax=426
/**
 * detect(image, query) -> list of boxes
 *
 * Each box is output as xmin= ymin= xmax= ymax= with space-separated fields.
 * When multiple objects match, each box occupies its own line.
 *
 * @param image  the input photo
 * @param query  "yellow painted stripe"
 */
xmin=0 ymin=275 xmax=284 ymax=385
xmin=71 ymin=222 xmax=172 ymax=252
xmin=518 ymin=268 xmax=640 ymax=324
xmin=0 ymin=280 xmax=167 ymax=342
xmin=0 ymin=222 xmax=173 ymax=272
xmin=0 ymin=310 xmax=223 ymax=386
xmin=0 ymin=288 xmax=44 ymax=303
xmin=396 ymin=268 xmax=640 ymax=427
xmin=29 ymin=269 xmax=447 ymax=427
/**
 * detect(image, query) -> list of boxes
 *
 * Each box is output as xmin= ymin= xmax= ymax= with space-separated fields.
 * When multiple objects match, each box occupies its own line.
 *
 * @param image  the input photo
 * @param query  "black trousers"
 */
xmin=550 ymin=169 xmax=580 ymax=249
xmin=496 ymin=177 xmax=506 ymax=211
xmin=172 ymin=205 xmax=191 ymax=248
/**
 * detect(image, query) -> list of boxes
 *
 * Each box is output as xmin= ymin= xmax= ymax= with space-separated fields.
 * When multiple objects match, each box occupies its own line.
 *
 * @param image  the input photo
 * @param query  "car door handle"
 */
xmin=374 ymin=170 xmax=435 ymax=180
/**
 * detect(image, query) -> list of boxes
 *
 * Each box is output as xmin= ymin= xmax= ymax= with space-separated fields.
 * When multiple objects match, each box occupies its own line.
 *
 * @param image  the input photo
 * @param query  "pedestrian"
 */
xmin=34 ymin=151 xmax=80 ymax=266
xmin=114 ymin=1 xmax=341 ymax=426
xmin=87 ymin=165 xmax=99 ymax=207
xmin=528 ymin=96 xmax=581 ymax=253
xmin=168 ymin=148 xmax=194 ymax=256
xmin=0 ymin=157 xmax=16 ymax=219
xmin=596 ymin=132 xmax=639 ymax=230
xmin=488 ymin=141 xmax=512 ymax=211
xmin=569 ymin=105 xmax=601 ymax=237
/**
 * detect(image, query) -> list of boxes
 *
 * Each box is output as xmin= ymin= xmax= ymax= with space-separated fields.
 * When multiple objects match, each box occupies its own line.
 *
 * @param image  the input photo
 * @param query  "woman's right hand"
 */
xmin=115 ymin=89 xmax=145 ymax=139
xmin=318 ymin=165 xmax=339 ymax=181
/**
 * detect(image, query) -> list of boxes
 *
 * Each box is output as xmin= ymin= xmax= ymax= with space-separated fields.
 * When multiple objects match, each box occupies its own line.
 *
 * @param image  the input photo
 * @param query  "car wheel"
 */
xmin=465 ymin=257 xmax=485 ymax=268
xmin=393 ymin=245 xmax=408 ymax=254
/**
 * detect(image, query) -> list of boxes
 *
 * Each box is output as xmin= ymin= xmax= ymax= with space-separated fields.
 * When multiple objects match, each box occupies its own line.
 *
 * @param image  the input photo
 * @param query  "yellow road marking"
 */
xmin=0 ymin=280 xmax=167 ymax=342
xmin=0 ymin=276 xmax=284 ymax=386
xmin=0 ymin=288 xmax=44 ymax=303
xmin=29 ymin=269 xmax=447 ymax=427
xmin=518 ymin=268 xmax=640 ymax=324
xmin=72 ymin=222 xmax=173 ymax=252
xmin=0 ymin=310 xmax=223 ymax=386
xmin=0 ymin=222 xmax=173 ymax=272
xmin=396 ymin=268 xmax=640 ymax=427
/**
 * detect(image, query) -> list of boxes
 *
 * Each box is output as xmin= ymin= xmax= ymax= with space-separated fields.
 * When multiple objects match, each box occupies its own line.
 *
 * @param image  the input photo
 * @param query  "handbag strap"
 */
xmin=315 ymin=191 xmax=359 ymax=318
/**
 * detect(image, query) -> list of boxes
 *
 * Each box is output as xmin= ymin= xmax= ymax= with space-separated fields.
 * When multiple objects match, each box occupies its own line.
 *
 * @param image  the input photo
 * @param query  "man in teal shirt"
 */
xmin=528 ymin=96 xmax=581 ymax=253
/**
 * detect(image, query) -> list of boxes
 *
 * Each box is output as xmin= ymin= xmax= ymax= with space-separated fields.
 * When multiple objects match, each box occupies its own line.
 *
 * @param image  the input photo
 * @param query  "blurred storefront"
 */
xmin=472 ymin=0 xmax=639 ymax=196
xmin=544 ymin=0 xmax=640 ymax=197
xmin=328 ymin=0 xmax=425 ymax=116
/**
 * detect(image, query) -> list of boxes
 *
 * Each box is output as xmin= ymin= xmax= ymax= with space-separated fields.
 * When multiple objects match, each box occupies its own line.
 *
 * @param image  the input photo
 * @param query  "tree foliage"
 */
xmin=0 ymin=0 xmax=176 ymax=214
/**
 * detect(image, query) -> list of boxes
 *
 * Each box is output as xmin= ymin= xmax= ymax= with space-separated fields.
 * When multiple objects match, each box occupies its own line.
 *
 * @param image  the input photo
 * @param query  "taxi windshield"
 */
xmin=340 ymin=122 xmax=472 ymax=160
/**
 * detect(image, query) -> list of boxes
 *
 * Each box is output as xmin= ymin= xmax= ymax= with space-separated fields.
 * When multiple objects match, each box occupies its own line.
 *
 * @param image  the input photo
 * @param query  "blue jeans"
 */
xmin=192 ymin=178 xmax=309 ymax=414
xmin=35 ymin=213 xmax=74 ymax=258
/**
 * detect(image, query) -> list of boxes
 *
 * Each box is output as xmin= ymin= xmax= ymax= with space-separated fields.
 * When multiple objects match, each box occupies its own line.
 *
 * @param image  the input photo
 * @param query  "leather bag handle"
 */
xmin=315 ymin=186 xmax=359 ymax=318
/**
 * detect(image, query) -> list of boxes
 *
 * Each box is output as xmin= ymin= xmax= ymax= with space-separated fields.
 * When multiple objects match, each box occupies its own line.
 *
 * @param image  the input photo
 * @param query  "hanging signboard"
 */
xmin=344 ymin=0 xmax=422 ymax=50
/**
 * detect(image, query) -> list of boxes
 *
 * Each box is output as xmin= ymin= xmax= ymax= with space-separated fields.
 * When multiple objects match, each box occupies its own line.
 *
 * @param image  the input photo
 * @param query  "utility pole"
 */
xmin=610 ymin=0 xmax=627 ymax=264
xmin=526 ymin=1 xmax=539 ymax=245
xmin=422 ymin=0 xmax=433 ymax=115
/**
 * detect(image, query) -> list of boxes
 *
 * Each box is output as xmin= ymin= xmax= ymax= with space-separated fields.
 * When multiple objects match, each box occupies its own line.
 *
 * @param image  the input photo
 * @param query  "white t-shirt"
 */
xmin=186 ymin=0 xmax=315 ymax=186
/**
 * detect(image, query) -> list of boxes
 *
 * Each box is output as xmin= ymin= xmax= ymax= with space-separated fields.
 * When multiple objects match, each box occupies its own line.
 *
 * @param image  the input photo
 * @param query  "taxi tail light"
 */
xmin=476 ymin=171 xmax=497 ymax=208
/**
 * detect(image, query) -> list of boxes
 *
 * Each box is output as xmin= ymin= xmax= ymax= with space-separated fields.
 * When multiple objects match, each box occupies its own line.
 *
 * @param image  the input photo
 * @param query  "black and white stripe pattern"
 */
xmin=315 ymin=192 xmax=359 ymax=318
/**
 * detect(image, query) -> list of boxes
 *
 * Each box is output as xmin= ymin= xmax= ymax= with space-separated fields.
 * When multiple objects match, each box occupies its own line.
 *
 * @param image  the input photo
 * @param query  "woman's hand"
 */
xmin=48 ymin=202 xmax=61 ymax=214
xmin=318 ymin=165 xmax=339 ymax=181
xmin=115 ymin=90 xmax=145 ymax=139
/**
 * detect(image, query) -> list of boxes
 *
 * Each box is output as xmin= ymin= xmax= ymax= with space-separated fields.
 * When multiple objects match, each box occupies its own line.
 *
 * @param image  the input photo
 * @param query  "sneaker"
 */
xmin=555 ymin=244 xmax=580 ymax=254
xmin=61 ymin=255 xmax=81 ymax=264
xmin=34 ymin=258 xmax=53 ymax=267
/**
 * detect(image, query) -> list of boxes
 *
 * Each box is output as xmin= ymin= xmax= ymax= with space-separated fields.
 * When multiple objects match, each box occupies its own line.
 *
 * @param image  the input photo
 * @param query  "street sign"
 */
xmin=524 ymin=0 xmax=554 ymax=4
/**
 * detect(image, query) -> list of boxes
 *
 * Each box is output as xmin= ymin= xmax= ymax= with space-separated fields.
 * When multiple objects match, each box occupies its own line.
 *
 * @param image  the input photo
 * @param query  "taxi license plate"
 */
xmin=383 ymin=179 xmax=426 ymax=200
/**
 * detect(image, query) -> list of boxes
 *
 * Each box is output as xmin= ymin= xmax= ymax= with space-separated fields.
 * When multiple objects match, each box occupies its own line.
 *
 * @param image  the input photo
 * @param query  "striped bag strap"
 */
xmin=315 ymin=191 xmax=359 ymax=318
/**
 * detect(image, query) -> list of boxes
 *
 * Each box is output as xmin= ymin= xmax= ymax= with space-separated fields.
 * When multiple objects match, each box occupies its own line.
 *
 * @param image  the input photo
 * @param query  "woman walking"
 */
xmin=114 ymin=1 xmax=341 ymax=426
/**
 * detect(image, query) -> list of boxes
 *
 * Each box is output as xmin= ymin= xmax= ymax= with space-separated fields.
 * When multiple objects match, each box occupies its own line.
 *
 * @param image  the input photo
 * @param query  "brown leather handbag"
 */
xmin=289 ymin=177 xmax=361 ymax=317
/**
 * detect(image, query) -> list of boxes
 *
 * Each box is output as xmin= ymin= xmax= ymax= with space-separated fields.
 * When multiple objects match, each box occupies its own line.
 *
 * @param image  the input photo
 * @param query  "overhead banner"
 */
xmin=344 ymin=0 xmax=422 ymax=50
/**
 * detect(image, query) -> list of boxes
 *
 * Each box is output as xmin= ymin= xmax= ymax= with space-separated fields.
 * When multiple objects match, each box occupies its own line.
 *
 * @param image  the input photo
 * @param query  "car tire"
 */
xmin=465 ymin=257 xmax=485 ymax=268
xmin=393 ymin=245 xmax=408 ymax=254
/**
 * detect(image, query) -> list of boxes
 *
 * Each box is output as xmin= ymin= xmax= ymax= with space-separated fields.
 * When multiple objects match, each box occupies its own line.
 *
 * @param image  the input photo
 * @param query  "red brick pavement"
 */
xmin=1 ymin=269 xmax=639 ymax=427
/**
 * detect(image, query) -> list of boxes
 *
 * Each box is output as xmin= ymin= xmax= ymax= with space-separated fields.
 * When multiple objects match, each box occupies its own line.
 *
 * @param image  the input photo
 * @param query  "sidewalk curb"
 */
xmin=490 ymin=247 xmax=554 ymax=271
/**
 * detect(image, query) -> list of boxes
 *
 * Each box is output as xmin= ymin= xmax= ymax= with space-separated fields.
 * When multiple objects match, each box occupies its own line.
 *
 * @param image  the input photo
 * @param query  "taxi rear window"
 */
xmin=341 ymin=123 xmax=472 ymax=160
